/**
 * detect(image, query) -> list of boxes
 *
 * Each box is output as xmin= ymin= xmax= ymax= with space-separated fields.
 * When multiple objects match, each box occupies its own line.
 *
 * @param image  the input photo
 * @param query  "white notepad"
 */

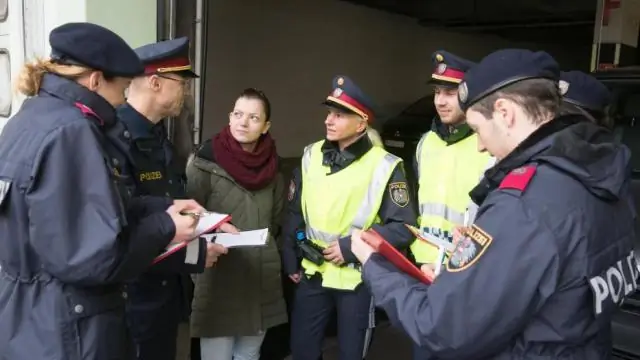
xmin=153 ymin=211 xmax=232 ymax=264
xmin=202 ymin=228 xmax=269 ymax=248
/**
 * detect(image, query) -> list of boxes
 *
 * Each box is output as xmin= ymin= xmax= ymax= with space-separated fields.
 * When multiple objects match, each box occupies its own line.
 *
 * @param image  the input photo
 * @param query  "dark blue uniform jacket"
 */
xmin=117 ymin=103 xmax=206 ymax=340
xmin=363 ymin=115 xmax=638 ymax=359
xmin=0 ymin=74 xmax=175 ymax=360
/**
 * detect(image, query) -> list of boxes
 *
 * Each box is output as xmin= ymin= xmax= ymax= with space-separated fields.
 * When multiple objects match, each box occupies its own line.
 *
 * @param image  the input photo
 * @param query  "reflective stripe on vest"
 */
xmin=300 ymin=140 xmax=400 ymax=290
xmin=411 ymin=131 xmax=492 ymax=263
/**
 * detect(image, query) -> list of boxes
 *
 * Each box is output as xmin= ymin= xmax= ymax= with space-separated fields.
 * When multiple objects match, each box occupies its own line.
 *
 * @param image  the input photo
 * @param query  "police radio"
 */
xmin=296 ymin=230 xmax=325 ymax=266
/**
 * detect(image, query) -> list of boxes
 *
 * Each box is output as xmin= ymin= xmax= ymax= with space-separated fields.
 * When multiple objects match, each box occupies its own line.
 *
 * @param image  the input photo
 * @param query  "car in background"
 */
xmin=379 ymin=95 xmax=436 ymax=183
xmin=594 ymin=66 xmax=640 ymax=360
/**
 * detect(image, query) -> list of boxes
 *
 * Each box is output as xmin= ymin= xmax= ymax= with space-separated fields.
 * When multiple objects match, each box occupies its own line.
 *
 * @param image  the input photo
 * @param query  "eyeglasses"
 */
xmin=156 ymin=74 xmax=190 ymax=87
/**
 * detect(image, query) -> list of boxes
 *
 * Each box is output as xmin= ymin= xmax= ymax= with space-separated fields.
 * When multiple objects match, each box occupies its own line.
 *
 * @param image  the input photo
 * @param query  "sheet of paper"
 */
xmin=202 ymin=228 xmax=269 ymax=248
xmin=184 ymin=239 xmax=200 ymax=264
xmin=405 ymin=224 xmax=455 ymax=253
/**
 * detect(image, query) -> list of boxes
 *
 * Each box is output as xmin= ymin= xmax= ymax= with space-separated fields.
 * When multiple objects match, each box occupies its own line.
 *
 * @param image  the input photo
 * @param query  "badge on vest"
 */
xmin=389 ymin=182 xmax=409 ymax=208
xmin=0 ymin=179 xmax=11 ymax=207
xmin=446 ymin=224 xmax=493 ymax=272
xmin=288 ymin=179 xmax=296 ymax=202
xmin=589 ymin=250 xmax=639 ymax=316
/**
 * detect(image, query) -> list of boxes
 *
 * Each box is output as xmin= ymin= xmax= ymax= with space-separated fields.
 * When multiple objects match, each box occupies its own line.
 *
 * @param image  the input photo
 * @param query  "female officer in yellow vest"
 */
xmin=411 ymin=51 xmax=495 ymax=276
xmin=281 ymin=75 xmax=417 ymax=360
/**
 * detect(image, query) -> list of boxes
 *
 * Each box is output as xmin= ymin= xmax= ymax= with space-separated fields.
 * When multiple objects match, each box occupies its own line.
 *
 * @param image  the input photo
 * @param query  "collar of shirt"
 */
xmin=39 ymin=73 xmax=117 ymax=127
xmin=431 ymin=115 xmax=474 ymax=145
xmin=321 ymin=133 xmax=373 ymax=171
xmin=116 ymin=103 xmax=158 ymax=140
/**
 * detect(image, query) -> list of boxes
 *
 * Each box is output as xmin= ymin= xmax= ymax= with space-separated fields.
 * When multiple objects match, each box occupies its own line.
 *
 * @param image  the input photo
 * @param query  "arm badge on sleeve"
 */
xmin=446 ymin=224 xmax=493 ymax=272
xmin=389 ymin=182 xmax=409 ymax=208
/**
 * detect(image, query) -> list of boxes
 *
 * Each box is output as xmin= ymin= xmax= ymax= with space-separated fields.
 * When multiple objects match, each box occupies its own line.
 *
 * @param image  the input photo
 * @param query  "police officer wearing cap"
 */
xmin=118 ymin=37 xmax=233 ymax=360
xmin=350 ymin=49 xmax=637 ymax=359
xmin=282 ymin=76 xmax=417 ymax=360
xmin=410 ymin=50 xmax=494 ymax=277
xmin=0 ymin=22 xmax=206 ymax=360
xmin=558 ymin=70 xmax=613 ymax=128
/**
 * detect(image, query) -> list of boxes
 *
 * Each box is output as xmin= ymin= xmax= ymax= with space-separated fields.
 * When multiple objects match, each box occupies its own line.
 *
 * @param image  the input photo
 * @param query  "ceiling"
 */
xmin=342 ymin=0 xmax=599 ymax=44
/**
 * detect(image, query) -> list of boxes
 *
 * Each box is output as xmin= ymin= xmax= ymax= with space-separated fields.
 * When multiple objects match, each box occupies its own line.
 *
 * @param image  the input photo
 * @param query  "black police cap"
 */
xmin=560 ymin=71 xmax=611 ymax=112
xmin=458 ymin=49 xmax=560 ymax=112
xmin=49 ymin=22 xmax=144 ymax=78
xmin=429 ymin=50 xmax=475 ymax=87
xmin=135 ymin=37 xmax=198 ymax=78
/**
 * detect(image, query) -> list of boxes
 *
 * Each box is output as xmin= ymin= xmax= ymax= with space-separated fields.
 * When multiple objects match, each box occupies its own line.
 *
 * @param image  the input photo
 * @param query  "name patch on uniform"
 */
xmin=139 ymin=171 xmax=163 ymax=182
xmin=446 ymin=224 xmax=493 ymax=272
xmin=589 ymin=250 xmax=639 ymax=316
xmin=389 ymin=182 xmax=409 ymax=208
xmin=0 ymin=179 xmax=11 ymax=206
xmin=288 ymin=179 xmax=296 ymax=202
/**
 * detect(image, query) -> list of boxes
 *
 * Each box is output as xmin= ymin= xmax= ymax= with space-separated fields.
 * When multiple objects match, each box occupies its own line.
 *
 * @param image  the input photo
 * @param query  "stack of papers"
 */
xmin=202 ymin=228 xmax=269 ymax=248
xmin=153 ymin=211 xmax=232 ymax=264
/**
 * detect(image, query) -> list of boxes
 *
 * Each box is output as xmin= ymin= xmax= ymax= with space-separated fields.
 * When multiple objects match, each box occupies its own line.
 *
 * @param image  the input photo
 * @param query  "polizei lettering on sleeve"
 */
xmin=589 ymin=250 xmax=639 ymax=315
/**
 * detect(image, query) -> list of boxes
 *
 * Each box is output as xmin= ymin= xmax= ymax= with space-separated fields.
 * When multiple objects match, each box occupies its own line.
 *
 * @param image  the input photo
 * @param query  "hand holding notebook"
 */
xmin=360 ymin=229 xmax=433 ymax=284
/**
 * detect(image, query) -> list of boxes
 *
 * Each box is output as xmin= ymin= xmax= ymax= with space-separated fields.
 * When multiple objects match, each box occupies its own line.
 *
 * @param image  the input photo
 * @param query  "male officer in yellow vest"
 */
xmin=282 ymin=75 xmax=417 ymax=360
xmin=411 ymin=51 xmax=494 ymax=279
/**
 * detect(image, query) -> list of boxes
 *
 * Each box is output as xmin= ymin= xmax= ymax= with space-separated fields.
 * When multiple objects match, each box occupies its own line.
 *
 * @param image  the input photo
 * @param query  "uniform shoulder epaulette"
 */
xmin=499 ymin=165 xmax=537 ymax=192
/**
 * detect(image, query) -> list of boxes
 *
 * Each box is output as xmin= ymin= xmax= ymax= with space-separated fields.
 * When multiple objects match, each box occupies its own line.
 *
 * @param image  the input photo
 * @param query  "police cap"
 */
xmin=458 ymin=49 xmax=560 ymax=112
xmin=135 ymin=37 xmax=198 ymax=78
xmin=322 ymin=75 xmax=375 ymax=122
xmin=49 ymin=22 xmax=144 ymax=77
xmin=559 ymin=71 xmax=611 ymax=112
xmin=429 ymin=50 xmax=475 ymax=87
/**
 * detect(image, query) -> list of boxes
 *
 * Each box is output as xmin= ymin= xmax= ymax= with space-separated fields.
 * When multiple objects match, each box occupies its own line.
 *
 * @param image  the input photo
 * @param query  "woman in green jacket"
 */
xmin=186 ymin=88 xmax=287 ymax=360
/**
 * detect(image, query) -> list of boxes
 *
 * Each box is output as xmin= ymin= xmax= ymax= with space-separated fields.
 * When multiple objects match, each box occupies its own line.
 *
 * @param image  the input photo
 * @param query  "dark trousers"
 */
xmin=290 ymin=275 xmax=374 ymax=360
xmin=412 ymin=343 xmax=432 ymax=360
xmin=133 ymin=325 xmax=179 ymax=360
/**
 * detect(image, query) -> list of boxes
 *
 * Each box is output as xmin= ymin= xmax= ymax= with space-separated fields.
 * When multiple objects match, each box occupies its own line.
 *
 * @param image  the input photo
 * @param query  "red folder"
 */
xmin=361 ymin=229 xmax=433 ymax=284
xmin=152 ymin=213 xmax=232 ymax=264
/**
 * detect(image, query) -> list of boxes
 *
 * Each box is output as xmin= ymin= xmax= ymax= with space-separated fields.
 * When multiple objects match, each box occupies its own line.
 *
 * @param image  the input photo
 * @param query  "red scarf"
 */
xmin=212 ymin=125 xmax=279 ymax=191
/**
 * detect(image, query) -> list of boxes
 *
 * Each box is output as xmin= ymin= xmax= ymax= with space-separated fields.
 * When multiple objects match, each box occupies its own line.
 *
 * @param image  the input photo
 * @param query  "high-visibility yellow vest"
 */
xmin=410 ymin=131 xmax=494 ymax=263
xmin=300 ymin=140 xmax=401 ymax=290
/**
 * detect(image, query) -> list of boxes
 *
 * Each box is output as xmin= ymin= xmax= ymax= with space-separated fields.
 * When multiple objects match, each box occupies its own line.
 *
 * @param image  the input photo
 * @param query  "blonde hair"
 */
xmin=15 ymin=58 xmax=93 ymax=97
xmin=366 ymin=127 xmax=384 ymax=148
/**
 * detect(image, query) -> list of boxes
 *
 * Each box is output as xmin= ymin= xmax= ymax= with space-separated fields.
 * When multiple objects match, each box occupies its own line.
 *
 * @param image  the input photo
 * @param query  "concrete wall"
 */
xmin=198 ymin=0 xmax=590 ymax=158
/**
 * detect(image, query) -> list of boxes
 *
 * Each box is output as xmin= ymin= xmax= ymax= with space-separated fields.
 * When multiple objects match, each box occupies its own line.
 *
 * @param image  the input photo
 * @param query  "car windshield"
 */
xmin=401 ymin=95 xmax=435 ymax=117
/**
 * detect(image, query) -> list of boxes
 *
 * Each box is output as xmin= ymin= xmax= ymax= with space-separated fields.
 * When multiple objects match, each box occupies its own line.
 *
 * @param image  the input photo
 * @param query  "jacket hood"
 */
xmin=472 ymin=115 xmax=631 ymax=205
xmin=508 ymin=115 xmax=630 ymax=201
xmin=534 ymin=116 xmax=630 ymax=201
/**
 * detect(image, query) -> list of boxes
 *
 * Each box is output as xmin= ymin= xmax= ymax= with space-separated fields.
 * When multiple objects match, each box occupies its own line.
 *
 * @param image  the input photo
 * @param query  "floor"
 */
xmin=283 ymin=322 xmax=414 ymax=360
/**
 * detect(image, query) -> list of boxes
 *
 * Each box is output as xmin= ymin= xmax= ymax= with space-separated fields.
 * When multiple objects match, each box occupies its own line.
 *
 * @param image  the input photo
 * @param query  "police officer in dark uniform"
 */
xmin=118 ymin=37 xmax=231 ymax=360
xmin=282 ymin=76 xmax=418 ymax=360
xmin=558 ymin=70 xmax=613 ymax=128
xmin=351 ymin=49 xmax=638 ymax=359
xmin=0 ymin=22 xmax=203 ymax=360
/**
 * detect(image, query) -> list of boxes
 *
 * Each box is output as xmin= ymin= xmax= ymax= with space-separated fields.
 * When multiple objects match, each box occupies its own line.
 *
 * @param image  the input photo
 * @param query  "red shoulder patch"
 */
xmin=499 ymin=165 xmax=537 ymax=191
xmin=74 ymin=102 xmax=104 ymax=126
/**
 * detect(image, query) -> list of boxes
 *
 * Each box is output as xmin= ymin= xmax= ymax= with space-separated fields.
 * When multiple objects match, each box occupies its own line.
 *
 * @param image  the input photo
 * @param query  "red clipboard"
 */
xmin=152 ymin=213 xmax=232 ymax=264
xmin=361 ymin=229 xmax=433 ymax=284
